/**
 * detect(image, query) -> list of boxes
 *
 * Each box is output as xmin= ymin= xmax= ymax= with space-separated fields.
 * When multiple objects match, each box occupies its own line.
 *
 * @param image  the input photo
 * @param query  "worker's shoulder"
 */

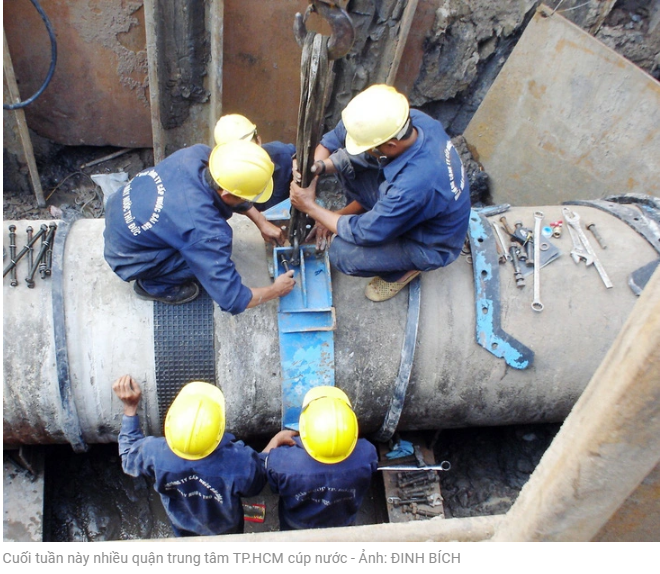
xmin=262 ymin=141 xmax=295 ymax=158
xmin=167 ymin=143 xmax=212 ymax=162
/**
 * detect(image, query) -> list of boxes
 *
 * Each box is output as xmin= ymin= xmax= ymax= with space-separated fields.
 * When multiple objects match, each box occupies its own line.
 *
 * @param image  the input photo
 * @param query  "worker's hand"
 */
xmin=289 ymin=178 xmax=318 ymax=213
xmin=292 ymin=158 xmax=301 ymax=184
xmin=112 ymin=375 xmax=142 ymax=416
xmin=261 ymin=429 xmax=299 ymax=454
xmin=257 ymin=219 xmax=285 ymax=246
xmin=310 ymin=160 xmax=326 ymax=175
xmin=273 ymin=269 xmax=295 ymax=298
xmin=306 ymin=223 xmax=334 ymax=251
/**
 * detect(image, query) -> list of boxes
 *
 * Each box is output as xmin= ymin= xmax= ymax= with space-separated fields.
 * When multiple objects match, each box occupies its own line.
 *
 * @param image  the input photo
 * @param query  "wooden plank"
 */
xmin=3 ymin=27 xmax=46 ymax=207
xmin=385 ymin=0 xmax=419 ymax=86
xmin=143 ymin=0 xmax=165 ymax=163
xmin=144 ymin=1 xmax=224 ymax=163
xmin=208 ymin=0 xmax=224 ymax=148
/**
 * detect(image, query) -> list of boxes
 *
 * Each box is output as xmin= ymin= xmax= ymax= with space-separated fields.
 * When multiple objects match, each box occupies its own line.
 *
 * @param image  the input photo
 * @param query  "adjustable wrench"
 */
xmin=562 ymin=208 xmax=593 ymax=266
xmin=562 ymin=208 xmax=613 ymax=289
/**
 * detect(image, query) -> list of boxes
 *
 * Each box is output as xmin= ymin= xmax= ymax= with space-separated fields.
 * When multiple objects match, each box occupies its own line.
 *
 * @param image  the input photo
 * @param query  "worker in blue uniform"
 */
xmin=289 ymin=84 xmax=471 ymax=302
xmin=214 ymin=114 xmax=295 ymax=212
xmin=260 ymin=386 xmax=378 ymax=530
xmin=112 ymin=375 xmax=266 ymax=537
xmin=103 ymin=139 xmax=296 ymax=308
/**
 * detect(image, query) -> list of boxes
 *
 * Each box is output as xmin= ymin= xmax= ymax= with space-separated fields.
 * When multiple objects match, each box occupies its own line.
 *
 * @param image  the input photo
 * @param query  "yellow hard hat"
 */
xmin=164 ymin=382 xmax=226 ymax=460
xmin=299 ymin=386 xmax=358 ymax=464
xmin=214 ymin=114 xmax=258 ymax=146
xmin=208 ymin=140 xmax=274 ymax=203
xmin=341 ymin=84 xmax=410 ymax=155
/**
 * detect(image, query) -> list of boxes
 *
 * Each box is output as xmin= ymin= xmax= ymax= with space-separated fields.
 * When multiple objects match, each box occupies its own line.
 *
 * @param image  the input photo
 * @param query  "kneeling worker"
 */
xmin=104 ymin=139 xmax=295 ymax=309
xmin=261 ymin=386 xmax=378 ymax=530
xmin=214 ymin=113 xmax=295 ymax=212
xmin=113 ymin=375 xmax=266 ymax=537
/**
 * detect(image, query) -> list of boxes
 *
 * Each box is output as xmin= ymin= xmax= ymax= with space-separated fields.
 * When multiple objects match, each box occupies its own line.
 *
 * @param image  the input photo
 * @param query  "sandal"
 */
xmin=364 ymin=271 xmax=421 ymax=302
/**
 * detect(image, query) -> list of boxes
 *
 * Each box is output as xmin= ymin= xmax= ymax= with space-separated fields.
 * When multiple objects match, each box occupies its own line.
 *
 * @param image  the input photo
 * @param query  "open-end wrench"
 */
xmin=531 ymin=211 xmax=544 ymax=312
xmin=491 ymin=222 xmax=511 ymax=262
xmin=8 ymin=225 xmax=18 ymax=287
xmin=562 ymin=207 xmax=593 ymax=266
xmin=563 ymin=208 xmax=613 ymax=289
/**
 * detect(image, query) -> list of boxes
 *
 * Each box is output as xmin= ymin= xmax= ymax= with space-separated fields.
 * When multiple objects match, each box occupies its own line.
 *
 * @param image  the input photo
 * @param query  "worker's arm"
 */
xmin=261 ymin=430 xmax=298 ymax=454
xmin=244 ymin=206 xmax=284 ymax=246
xmin=112 ymin=375 xmax=142 ymax=416
xmin=289 ymin=177 xmax=341 ymax=235
xmin=247 ymin=270 xmax=296 ymax=309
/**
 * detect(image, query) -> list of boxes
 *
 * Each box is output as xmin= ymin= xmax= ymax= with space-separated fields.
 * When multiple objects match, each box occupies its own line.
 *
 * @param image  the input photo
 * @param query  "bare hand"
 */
xmin=290 ymin=178 xmax=318 ymax=213
xmin=273 ymin=270 xmax=296 ymax=297
xmin=258 ymin=220 xmax=284 ymax=246
xmin=306 ymin=223 xmax=333 ymax=251
xmin=112 ymin=375 xmax=142 ymax=416
xmin=262 ymin=429 xmax=299 ymax=453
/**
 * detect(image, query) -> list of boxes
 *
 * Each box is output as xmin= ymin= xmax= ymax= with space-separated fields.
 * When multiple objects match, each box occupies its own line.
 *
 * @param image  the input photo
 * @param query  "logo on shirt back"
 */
xmin=295 ymin=486 xmax=356 ymax=506
xmin=122 ymin=169 xmax=167 ymax=236
xmin=443 ymin=141 xmax=466 ymax=200
xmin=164 ymin=474 xmax=223 ymax=503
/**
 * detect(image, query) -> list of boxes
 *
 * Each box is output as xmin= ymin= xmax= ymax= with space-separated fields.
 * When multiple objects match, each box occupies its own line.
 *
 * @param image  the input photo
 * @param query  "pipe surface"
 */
xmin=3 ymin=206 xmax=657 ymax=446
xmin=491 ymin=267 xmax=660 ymax=541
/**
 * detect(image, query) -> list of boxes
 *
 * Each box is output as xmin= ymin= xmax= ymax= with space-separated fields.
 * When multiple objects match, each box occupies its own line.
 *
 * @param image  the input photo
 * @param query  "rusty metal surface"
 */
xmin=464 ymin=7 xmax=660 ymax=206
xmin=4 ymin=0 xmax=152 ymax=147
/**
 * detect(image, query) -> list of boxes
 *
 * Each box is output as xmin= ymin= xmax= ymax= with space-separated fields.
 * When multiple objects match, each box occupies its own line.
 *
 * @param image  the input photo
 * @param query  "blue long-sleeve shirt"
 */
xmin=261 ymin=437 xmax=378 ymax=530
xmin=103 ymin=144 xmax=253 ymax=314
xmin=321 ymin=109 xmax=471 ymax=268
xmin=118 ymin=415 xmax=266 ymax=537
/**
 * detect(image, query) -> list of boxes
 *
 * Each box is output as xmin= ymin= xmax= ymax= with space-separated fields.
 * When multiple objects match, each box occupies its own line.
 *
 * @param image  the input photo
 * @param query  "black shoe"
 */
xmin=133 ymin=280 xmax=200 ymax=305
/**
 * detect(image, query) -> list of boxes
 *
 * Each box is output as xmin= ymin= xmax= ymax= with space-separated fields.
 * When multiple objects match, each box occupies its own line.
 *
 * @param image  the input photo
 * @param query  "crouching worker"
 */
xmin=112 ymin=375 xmax=266 ymax=537
xmin=261 ymin=387 xmax=378 ymax=530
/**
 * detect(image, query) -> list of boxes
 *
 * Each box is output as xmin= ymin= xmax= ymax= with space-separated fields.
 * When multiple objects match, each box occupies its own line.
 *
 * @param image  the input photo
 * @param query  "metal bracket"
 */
xmin=467 ymin=210 xmax=534 ymax=370
xmin=276 ymin=245 xmax=336 ymax=429
xmin=51 ymin=217 xmax=88 ymax=452
xmin=373 ymin=276 xmax=421 ymax=443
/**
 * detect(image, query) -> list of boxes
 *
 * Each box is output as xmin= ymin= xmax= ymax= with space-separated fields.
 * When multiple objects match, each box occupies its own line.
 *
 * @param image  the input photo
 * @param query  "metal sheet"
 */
xmin=463 ymin=7 xmax=660 ymax=206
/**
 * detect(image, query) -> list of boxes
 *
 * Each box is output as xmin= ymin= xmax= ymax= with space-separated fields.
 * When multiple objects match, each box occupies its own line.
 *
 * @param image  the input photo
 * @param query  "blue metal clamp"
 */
xmin=275 ymin=245 xmax=336 ymax=429
xmin=467 ymin=210 xmax=534 ymax=370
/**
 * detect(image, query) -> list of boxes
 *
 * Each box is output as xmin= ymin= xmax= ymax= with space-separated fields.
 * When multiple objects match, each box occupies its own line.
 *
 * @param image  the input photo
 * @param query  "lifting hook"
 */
xmin=294 ymin=0 xmax=356 ymax=60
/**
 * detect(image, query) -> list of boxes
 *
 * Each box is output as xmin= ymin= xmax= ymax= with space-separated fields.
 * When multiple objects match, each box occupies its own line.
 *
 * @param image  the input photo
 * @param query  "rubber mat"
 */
xmin=153 ymin=287 xmax=216 ymax=427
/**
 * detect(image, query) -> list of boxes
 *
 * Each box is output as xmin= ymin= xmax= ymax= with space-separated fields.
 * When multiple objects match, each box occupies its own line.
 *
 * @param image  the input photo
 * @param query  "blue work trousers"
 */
xmin=137 ymin=255 xmax=197 ymax=296
xmin=330 ymin=166 xmax=416 ymax=283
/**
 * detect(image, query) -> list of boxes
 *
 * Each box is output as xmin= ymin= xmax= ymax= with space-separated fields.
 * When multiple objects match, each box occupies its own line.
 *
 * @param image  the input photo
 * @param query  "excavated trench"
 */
xmin=37 ymin=425 xmax=560 ymax=541
xmin=4 ymin=1 xmax=657 ymax=541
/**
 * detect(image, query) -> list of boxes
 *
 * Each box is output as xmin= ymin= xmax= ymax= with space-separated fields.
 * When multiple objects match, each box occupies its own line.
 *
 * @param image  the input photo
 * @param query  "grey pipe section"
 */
xmin=3 ymin=206 xmax=657 ymax=447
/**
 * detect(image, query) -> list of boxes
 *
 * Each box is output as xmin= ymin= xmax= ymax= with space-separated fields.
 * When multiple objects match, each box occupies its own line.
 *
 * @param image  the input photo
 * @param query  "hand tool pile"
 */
xmin=487 ymin=205 xmax=612 ymax=313
xmin=387 ymin=470 xmax=444 ymax=519
xmin=3 ymin=223 xmax=57 ymax=288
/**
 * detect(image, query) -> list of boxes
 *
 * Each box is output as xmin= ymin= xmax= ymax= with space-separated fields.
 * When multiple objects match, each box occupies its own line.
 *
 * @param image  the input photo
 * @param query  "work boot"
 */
xmin=133 ymin=280 xmax=200 ymax=305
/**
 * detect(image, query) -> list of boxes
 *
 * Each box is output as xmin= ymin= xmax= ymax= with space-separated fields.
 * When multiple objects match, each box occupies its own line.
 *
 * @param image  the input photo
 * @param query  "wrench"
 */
xmin=531 ymin=212 xmax=544 ymax=312
xmin=491 ymin=222 xmax=511 ymax=262
xmin=562 ymin=207 xmax=593 ymax=266
xmin=563 ymin=208 xmax=613 ymax=289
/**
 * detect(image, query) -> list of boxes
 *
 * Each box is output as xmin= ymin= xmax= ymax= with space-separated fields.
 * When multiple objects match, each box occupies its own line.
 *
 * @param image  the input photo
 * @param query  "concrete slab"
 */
xmin=464 ymin=6 xmax=660 ymax=206
xmin=3 ymin=449 xmax=45 ymax=542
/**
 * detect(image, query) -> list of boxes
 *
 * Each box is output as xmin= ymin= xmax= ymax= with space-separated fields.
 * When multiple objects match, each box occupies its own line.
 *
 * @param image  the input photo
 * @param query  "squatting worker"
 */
xmin=214 ymin=114 xmax=295 ymax=212
xmin=260 ymin=386 xmax=378 ymax=530
xmin=112 ymin=375 xmax=266 ymax=537
xmin=103 ymin=139 xmax=295 ymax=308
xmin=289 ymin=84 xmax=471 ymax=302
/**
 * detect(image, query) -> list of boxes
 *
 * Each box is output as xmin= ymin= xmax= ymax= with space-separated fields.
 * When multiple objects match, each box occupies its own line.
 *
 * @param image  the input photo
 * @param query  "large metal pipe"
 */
xmin=3 ymin=205 xmax=657 ymax=448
